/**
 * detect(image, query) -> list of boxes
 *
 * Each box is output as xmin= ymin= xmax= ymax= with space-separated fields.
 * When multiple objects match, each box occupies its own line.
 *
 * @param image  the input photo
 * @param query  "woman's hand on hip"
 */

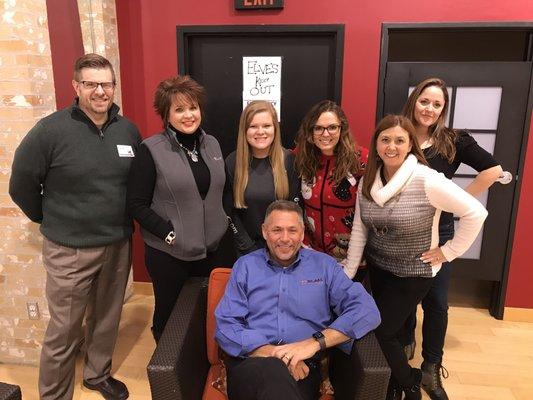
xmin=420 ymin=247 xmax=447 ymax=266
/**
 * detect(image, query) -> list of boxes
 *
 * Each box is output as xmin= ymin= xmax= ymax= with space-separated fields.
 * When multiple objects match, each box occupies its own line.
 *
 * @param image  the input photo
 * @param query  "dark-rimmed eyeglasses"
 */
xmin=78 ymin=81 xmax=116 ymax=92
xmin=313 ymin=124 xmax=340 ymax=135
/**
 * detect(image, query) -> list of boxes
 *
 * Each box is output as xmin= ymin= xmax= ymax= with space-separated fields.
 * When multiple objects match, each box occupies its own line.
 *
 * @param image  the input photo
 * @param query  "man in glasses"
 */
xmin=9 ymin=53 xmax=141 ymax=400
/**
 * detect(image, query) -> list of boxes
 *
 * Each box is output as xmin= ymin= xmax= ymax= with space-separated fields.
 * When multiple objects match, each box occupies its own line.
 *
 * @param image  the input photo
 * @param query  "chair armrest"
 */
xmin=329 ymin=331 xmax=390 ymax=400
xmin=0 ymin=382 xmax=21 ymax=400
xmin=147 ymin=277 xmax=209 ymax=400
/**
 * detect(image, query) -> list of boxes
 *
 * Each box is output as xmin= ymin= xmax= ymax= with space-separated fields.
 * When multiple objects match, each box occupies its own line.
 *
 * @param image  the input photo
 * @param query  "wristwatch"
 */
xmin=165 ymin=231 xmax=176 ymax=245
xmin=312 ymin=331 xmax=326 ymax=351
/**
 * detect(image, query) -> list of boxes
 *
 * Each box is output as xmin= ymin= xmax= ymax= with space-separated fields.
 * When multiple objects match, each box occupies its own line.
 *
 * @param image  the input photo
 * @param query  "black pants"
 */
xmin=369 ymin=266 xmax=434 ymax=388
xmin=401 ymin=222 xmax=454 ymax=364
xmin=226 ymin=357 xmax=321 ymax=400
xmin=145 ymin=244 xmax=219 ymax=342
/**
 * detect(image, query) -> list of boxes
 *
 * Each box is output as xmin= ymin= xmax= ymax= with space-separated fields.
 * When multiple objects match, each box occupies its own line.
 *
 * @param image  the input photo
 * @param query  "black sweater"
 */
xmin=225 ymin=149 xmax=300 ymax=253
xmin=424 ymin=130 xmax=499 ymax=227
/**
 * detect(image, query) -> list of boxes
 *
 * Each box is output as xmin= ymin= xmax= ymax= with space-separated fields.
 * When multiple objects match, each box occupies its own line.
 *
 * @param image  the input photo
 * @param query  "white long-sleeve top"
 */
xmin=343 ymin=154 xmax=488 ymax=279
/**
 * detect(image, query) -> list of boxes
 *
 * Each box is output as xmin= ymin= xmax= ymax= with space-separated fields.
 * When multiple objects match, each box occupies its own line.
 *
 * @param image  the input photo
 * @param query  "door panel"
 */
xmin=383 ymin=62 xmax=532 ymax=281
xmin=179 ymin=26 xmax=344 ymax=157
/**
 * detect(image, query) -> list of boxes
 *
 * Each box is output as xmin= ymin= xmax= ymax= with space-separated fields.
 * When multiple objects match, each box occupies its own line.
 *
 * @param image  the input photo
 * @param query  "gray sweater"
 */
xmin=9 ymin=100 xmax=141 ymax=247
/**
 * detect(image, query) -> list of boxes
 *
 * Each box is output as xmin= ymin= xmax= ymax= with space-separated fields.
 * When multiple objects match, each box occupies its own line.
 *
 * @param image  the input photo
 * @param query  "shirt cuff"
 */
xmin=241 ymin=331 xmax=270 ymax=356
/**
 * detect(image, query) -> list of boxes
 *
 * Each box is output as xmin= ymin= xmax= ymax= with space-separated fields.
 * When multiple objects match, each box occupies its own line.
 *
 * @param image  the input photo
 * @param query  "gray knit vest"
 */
xmin=360 ymin=174 xmax=435 ymax=277
xmin=141 ymin=131 xmax=228 ymax=261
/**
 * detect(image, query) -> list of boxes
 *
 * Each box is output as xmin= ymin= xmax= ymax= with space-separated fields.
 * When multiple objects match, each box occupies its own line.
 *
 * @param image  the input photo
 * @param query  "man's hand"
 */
xmin=287 ymin=360 xmax=309 ymax=381
xmin=271 ymin=338 xmax=320 ymax=367
xmin=248 ymin=344 xmax=277 ymax=357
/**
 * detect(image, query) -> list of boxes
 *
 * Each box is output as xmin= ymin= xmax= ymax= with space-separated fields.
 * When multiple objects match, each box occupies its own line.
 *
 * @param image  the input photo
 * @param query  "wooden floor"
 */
xmin=1 ymin=280 xmax=533 ymax=400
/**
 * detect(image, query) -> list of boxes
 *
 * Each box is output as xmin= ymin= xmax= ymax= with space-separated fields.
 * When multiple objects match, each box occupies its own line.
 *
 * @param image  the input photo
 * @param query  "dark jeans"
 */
xmin=145 ymin=244 xmax=220 ymax=342
xmin=225 ymin=356 xmax=321 ymax=400
xmin=401 ymin=222 xmax=454 ymax=364
xmin=369 ymin=265 xmax=434 ymax=388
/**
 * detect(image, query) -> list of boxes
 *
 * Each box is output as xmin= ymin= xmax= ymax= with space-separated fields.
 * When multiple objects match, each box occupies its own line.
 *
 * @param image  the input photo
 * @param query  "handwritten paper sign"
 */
xmin=242 ymin=56 xmax=282 ymax=120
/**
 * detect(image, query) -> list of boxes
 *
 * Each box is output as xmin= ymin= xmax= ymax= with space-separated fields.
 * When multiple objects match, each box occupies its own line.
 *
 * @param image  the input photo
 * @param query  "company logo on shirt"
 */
xmin=300 ymin=278 xmax=324 ymax=285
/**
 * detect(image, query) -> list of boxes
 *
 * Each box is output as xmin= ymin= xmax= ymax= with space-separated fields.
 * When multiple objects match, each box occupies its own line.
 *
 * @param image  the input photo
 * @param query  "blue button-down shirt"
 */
xmin=215 ymin=248 xmax=381 ymax=357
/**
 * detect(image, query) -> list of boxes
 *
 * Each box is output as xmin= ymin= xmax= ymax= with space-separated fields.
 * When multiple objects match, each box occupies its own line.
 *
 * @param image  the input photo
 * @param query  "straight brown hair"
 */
xmin=362 ymin=115 xmax=427 ymax=199
xmin=402 ymin=77 xmax=457 ymax=163
xmin=73 ymin=53 xmax=115 ymax=82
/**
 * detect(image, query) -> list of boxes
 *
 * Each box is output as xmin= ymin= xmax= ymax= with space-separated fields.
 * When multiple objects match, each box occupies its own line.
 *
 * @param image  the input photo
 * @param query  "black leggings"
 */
xmin=369 ymin=266 xmax=434 ymax=388
xmin=144 ymin=244 xmax=220 ymax=341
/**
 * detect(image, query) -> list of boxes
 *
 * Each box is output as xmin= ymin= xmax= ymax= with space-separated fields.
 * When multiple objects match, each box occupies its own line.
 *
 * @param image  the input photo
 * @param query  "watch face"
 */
xmin=313 ymin=331 xmax=324 ymax=340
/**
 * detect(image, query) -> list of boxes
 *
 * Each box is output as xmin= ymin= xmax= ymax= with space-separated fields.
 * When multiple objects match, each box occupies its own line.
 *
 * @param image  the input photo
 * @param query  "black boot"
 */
xmin=403 ymin=368 xmax=422 ymax=400
xmin=421 ymin=361 xmax=449 ymax=400
xmin=386 ymin=378 xmax=402 ymax=400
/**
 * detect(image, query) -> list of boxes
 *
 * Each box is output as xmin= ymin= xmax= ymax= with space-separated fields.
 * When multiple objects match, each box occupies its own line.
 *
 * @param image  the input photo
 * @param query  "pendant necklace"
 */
xmin=174 ymin=138 xmax=199 ymax=162
xmin=368 ymin=189 xmax=401 ymax=237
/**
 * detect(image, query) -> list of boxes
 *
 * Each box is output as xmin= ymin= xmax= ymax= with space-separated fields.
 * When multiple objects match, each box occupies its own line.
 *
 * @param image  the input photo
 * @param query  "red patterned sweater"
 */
xmin=301 ymin=147 xmax=368 ymax=263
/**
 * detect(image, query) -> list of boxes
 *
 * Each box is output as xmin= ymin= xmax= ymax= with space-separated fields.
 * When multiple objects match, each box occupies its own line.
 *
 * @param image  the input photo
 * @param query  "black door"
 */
xmin=177 ymin=25 xmax=344 ymax=266
xmin=381 ymin=61 xmax=532 ymax=313
xmin=177 ymin=25 xmax=344 ymax=157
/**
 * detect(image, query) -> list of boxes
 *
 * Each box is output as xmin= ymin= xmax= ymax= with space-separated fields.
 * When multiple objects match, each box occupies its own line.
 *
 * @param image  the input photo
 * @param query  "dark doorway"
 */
xmin=177 ymin=25 xmax=344 ymax=157
xmin=177 ymin=24 xmax=345 ymax=266
xmin=377 ymin=23 xmax=533 ymax=318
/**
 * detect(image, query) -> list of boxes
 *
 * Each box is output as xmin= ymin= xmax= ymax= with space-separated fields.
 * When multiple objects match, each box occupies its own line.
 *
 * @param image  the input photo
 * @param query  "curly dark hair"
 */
xmin=295 ymin=100 xmax=362 ymax=185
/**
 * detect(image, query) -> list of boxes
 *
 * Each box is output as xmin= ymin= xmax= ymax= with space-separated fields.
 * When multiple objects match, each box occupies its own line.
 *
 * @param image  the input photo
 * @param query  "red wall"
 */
xmin=46 ymin=0 xmax=84 ymax=110
xmin=115 ymin=0 xmax=533 ymax=308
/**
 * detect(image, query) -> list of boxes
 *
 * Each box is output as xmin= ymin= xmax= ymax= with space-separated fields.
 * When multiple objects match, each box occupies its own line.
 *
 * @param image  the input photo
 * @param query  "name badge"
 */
xmin=117 ymin=145 xmax=135 ymax=157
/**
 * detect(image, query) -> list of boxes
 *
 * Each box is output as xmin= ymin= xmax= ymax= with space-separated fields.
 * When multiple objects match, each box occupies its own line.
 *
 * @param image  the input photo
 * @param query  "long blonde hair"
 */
xmin=402 ymin=77 xmax=457 ymax=163
xmin=234 ymin=101 xmax=289 ymax=208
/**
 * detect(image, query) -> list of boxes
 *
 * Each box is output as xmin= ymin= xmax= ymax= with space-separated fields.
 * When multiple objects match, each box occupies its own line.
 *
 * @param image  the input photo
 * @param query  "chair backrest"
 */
xmin=206 ymin=267 xmax=232 ymax=365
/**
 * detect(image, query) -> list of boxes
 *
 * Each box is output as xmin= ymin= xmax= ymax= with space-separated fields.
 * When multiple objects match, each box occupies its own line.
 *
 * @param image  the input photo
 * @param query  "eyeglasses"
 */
xmin=313 ymin=124 xmax=340 ymax=135
xmin=78 ymin=81 xmax=116 ymax=92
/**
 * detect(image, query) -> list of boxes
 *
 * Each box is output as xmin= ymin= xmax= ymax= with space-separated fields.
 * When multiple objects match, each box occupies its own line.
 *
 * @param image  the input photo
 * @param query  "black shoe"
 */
xmin=403 ymin=368 xmax=422 ymax=400
xmin=421 ymin=361 xmax=449 ymax=400
xmin=386 ymin=379 xmax=402 ymax=400
xmin=404 ymin=340 xmax=416 ymax=360
xmin=83 ymin=377 xmax=129 ymax=400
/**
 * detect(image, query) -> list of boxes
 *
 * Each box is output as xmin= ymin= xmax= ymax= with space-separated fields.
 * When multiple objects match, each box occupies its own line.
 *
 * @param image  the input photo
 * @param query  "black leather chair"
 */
xmin=0 ymin=382 xmax=21 ymax=400
xmin=147 ymin=272 xmax=390 ymax=400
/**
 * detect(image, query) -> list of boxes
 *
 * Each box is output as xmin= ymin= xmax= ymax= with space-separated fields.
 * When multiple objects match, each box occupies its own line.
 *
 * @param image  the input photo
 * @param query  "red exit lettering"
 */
xmin=243 ymin=0 xmax=275 ymax=6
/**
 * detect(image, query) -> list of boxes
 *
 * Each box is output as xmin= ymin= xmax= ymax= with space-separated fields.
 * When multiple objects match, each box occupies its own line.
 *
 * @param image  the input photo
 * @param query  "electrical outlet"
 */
xmin=27 ymin=302 xmax=40 ymax=320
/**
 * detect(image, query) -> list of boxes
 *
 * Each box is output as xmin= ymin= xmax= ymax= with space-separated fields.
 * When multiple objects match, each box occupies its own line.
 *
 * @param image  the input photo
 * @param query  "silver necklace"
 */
xmin=175 ymin=138 xmax=199 ymax=162
xmin=368 ymin=193 xmax=401 ymax=237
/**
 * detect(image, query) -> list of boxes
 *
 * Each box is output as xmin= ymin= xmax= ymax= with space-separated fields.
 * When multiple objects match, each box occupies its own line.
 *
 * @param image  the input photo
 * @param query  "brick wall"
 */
xmin=77 ymin=0 xmax=122 ymax=109
xmin=0 ymin=0 xmax=128 ymax=366
xmin=0 ymin=0 xmax=56 ymax=365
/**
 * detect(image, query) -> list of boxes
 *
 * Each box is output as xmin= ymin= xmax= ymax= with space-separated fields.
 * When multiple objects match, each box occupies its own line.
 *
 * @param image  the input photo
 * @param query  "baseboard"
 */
xmin=133 ymin=281 xmax=154 ymax=296
xmin=503 ymin=307 xmax=533 ymax=322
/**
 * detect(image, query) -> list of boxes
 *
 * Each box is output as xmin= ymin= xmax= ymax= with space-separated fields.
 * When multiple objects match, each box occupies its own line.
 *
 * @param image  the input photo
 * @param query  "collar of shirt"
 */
xmin=261 ymin=247 xmax=303 ymax=271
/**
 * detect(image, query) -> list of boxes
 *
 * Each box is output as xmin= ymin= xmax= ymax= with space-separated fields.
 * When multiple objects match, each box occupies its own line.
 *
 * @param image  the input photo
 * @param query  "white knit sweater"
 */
xmin=343 ymin=154 xmax=488 ymax=279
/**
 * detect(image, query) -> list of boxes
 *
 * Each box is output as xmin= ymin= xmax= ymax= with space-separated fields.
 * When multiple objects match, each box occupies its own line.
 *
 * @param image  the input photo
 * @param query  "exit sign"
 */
xmin=235 ymin=0 xmax=284 ymax=10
